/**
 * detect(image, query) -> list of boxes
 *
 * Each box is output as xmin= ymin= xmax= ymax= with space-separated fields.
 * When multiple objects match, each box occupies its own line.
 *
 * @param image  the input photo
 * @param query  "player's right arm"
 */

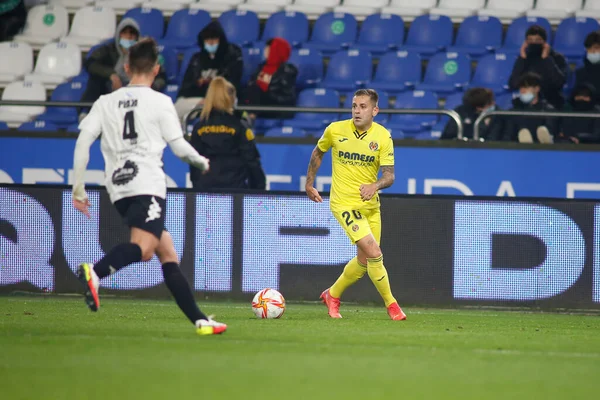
xmin=305 ymin=125 xmax=332 ymax=203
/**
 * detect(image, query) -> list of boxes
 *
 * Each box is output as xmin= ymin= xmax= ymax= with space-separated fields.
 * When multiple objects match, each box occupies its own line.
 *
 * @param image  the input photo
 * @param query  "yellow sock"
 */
xmin=329 ymin=257 xmax=367 ymax=298
xmin=367 ymin=255 xmax=397 ymax=307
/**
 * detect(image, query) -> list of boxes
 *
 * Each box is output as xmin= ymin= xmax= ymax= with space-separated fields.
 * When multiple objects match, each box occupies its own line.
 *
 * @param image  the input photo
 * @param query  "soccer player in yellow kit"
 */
xmin=305 ymin=89 xmax=406 ymax=321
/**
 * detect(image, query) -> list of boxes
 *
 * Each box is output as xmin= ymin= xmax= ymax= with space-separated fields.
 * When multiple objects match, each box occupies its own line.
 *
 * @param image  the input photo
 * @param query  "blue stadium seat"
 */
xmin=469 ymin=53 xmax=517 ymax=94
xmin=283 ymin=88 xmax=340 ymax=132
xmin=253 ymin=118 xmax=282 ymax=132
xmin=496 ymin=93 xmax=515 ymax=110
xmin=353 ymin=13 xmax=405 ymax=56
xmin=400 ymin=14 xmax=453 ymax=58
xmin=264 ymin=127 xmax=308 ymax=137
xmin=303 ymin=12 xmax=358 ymax=55
xmin=163 ymin=84 xmax=179 ymax=103
xmin=289 ymin=48 xmax=324 ymax=89
xmin=416 ymin=52 xmax=471 ymax=95
xmin=387 ymin=90 xmax=439 ymax=135
xmin=500 ymin=16 xmax=553 ymax=55
xmin=66 ymin=123 xmax=79 ymax=133
xmin=321 ymin=49 xmax=372 ymax=92
xmin=553 ymin=17 xmax=600 ymax=63
xmin=262 ymin=11 xmax=309 ymax=48
xmin=37 ymin=81 xmax=85 ymax=127
xmin=18 ymin=120 xmax=59 ymax=131
xmin=448 ymin=15 xmax=503 ymax=58
xmin=122 ymin=7 xmax=164 ymax=39
xmin=177 ymin=46 xmax=201 ymax=86
xmin=218 ymin=9 xmax=260 ymax=47
xmin=341 ymin=91 xmax=389 ymax=124
xmin=370 ymin=50 xmax=421 ymax=94
xmin=159 ymin=9 xmax=211 ymax=52
xmin=437 ymin=91 xmax=465 ymax=127
xmin=157 ymin=44 xmax=179 ymax=84
xmin=0 ymin=121 xmax=8 ymax=130
xmin=241 ymin=46 xmax=263 ymax=86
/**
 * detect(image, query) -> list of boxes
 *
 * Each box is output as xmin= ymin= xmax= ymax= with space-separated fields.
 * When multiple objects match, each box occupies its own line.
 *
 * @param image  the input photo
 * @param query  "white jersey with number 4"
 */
xmin=78 ymin=85 xmax=183 ymax=203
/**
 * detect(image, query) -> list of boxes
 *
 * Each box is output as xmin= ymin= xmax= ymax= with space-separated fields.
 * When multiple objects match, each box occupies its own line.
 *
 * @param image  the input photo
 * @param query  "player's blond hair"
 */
xmin=200 ymin=77 xmax=236 ymax=121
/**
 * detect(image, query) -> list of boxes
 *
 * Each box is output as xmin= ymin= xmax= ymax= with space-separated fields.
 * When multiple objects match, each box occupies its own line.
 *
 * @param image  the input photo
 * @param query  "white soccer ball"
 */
xmin=252 ymin=288 xmax=286 ymax=319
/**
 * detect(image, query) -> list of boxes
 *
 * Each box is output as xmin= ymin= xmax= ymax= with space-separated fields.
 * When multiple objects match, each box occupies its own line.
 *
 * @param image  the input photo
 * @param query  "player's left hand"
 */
xmin=359 ymin=183 xmax=378 ymax=201
xmin=73 ymin=198 xmax=91 ymax=218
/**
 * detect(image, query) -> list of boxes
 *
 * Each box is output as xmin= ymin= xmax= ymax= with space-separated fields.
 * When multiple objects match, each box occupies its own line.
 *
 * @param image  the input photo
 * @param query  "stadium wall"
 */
xmin=1 ymin=185 xmax=600 ymax=310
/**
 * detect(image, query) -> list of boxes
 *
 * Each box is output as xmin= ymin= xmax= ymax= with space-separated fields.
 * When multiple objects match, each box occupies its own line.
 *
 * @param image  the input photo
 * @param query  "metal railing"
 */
xmin=473 ymin=110 xmax=600 ymax=141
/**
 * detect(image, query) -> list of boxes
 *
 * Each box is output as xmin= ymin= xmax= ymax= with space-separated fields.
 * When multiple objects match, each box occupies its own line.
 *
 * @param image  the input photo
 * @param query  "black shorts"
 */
xmin=114 ymin=195 xmax=166 ymax=239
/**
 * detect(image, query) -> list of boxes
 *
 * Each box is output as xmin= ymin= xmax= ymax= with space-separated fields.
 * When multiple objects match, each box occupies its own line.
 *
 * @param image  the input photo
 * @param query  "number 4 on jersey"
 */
xmin=123 ymin=110 xmax=138 ymax=140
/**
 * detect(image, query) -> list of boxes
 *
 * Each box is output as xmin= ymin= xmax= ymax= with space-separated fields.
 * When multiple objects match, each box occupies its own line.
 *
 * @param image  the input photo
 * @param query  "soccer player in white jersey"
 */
xmin=72 ymin=38 xmax=227 ymax=336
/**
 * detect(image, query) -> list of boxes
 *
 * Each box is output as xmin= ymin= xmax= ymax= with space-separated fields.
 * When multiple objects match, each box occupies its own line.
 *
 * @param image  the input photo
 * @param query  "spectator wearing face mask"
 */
xmin=80 ymin=18 xmax=167 ymax=106
xmin=508 ymin=25 xmax=567 ymax=110
xmin=503 ymin=72 xmax=558 ymax=144
xmin=441 ymin=87 xmax=504 ymax=141
xmin=243 ymin=37 xmax=298 ymax=122
xmin=557 ymin=83 xmax=600 ymax=144
xmin=175 ymin=21 xmax=243 ymax=121
xmin=574 ymin=31 xmax=600 ymax=106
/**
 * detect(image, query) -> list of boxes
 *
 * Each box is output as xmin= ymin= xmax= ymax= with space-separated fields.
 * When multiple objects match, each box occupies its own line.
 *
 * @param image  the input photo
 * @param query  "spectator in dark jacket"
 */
xmin=244 ymin=37 xmax=298 ymax=120
xmin=80 ymin=18 xmax=167 ymax=109
xmin=176 ymin=21 xmax=243 ymax=121
xmin=508 ymin=25 xmax=567 ymax=110
xmin=557 ymin=83 xmax=600 ymax=144
xmin=0 ymin=0 xmax=25 ymax=42
xmin=442 ymin=88 xmax=504 ymax=141
xmin=190 ymin=77 xmax=266 ymax=191
xmin=574 ymin=31 xmax=600 ymax=106
xmin=504 ymin=73 xmax=558 ymax=143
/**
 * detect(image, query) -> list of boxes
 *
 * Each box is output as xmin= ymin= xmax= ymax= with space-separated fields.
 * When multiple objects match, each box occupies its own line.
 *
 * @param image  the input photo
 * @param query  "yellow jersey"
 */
xmin=317 ymin=119 xmax=394 ymax=211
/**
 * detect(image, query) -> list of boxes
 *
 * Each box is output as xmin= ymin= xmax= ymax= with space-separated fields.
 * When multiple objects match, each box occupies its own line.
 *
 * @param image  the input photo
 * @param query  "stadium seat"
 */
xmin=158 ymin=9 xmax=211 ymax=51
xmin=24 ymin=42 xmax=82 ymax=89
xmin=95 ymin=0 xmax=142 ymax=15
xmin=18 ymin=120 xmax=60 ymax=132
xmin=333 ymin=0 xmax=389 ymax=20
xmin=36 ymin=81 xmax=85 ymax=127
xmin=141 ymin=0 xmax=196 ymax=16
xmin=0 ymin=121 xmax=8 ymax=130
xmin=430 ymin=0 xmax=486 ymax=21
xmin=353 ymin=13 xmax=404 ymax=56
xmin=253 ymin=118 xmax=282 ymax=132
xmin=289 ymin=48 xmax=324 ymax=89
xmin=399 ymin=14 xmax=453 ymax=58
xmin=447 ymin=16 xmax=503 ymax=58
xmin=499 ymin=16 xmax=552 ymax=55
xmin=284 ymin=0 xmax=340 ymax=19
xmin=416 ymin=52 xmax=471 ymax=95
xmin=261 ymin=11 xmax=309 ymax=47
xmin=238 ymin=0 xmax=293 ymax=18
xmin=190 ymin=0 xmax=240 ymax=16
xmin=122 ymin=7 xmax=164 ymax=39
xmin=525 ymin=0 xmax=582 ymax=23
xmin=162 ymin=84 xmax=179 ymax=102
xmin=341 ymin=91 xmax=389 ymax=124
xmin=157 ymin=44 xmax=179 ymax=84
xmin=380 ymin=0 xmax=437 ymax=21
xmin=437 ymin=90 xmax=464 ymax=127
xmin=264 ymin=127 xmax=308 ymax=137
xmin=370 ymin=50 xmax=421 ymax=94
xmin=61 ymin=6 xmax=116 ymax=51
xmin=478 ymin=0 xmax=533 ymax=21
xmin=283 ymin=88 xmax=340 ymax=131
xmin=241 ymin=46 xmax=263 ymax=86
xmin=0 ymin=42 xmax=33 ymax=88
xmin=0 ymin=81 xmax=46 ymax=128
xmin=13 ymin=4 xmax=69 ymax=48
xmin=177 ymin=46 xmax=200 ymax=86
xmin=496 ymin=92 xmax=515 ymax=109
xmin=303 ymin=12 xmax=358 ymax=55
xmin=553 ymin=17 xmax=600 ymax=62
xmin=320 ymin=49 xmax=372 ymax=92
xmin=66 ymin=123 xmax=80 ymax=132
xmin=575 ymin=0 xmax=600 ymax=18
xmin=49 ymin=0 xmax=94 ymax=13
xmin=218 ymin=9 xmax=260 ymax=47
xmin=386 ymin=90 xmax=438 ymax=135
xmin=468 ymin=53 xmax=516 ymax=94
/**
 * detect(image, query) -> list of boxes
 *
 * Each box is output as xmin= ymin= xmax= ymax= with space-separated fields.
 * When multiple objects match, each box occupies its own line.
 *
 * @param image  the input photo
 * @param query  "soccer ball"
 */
xmin=252 ymin=288 xmax=286 ymax=319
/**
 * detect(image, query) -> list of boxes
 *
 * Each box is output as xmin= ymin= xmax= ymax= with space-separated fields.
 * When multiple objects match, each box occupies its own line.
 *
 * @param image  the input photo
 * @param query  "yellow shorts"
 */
xmin=332 ymin=207 xmax=381 ymax=245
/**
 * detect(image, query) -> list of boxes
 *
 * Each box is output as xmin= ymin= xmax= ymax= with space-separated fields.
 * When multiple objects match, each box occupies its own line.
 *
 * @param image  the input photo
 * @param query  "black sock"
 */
xmin=94 ymin=243 xmax=142 ymax=279
xmin=162 ymin=262 xmax=207 ymax=324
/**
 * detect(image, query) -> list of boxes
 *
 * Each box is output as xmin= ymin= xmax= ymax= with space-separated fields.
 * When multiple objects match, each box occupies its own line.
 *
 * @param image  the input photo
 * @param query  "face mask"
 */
xmin=204 ymin=43 xmax=218 ymax=54
xmin=519 ymin=92 xmax=535 ymax=104
xmin=587 ymin=52 xmax=600 ymax=64
xmin=527 ymin=43 xmax=543 ymax=58
xmin=119 ymin=38 xmax=136 ymax=49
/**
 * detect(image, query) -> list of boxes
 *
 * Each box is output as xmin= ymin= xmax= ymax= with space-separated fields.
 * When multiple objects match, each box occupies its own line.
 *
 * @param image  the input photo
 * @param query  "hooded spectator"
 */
xmin=558 ymin=83 xmax=600 ymax=144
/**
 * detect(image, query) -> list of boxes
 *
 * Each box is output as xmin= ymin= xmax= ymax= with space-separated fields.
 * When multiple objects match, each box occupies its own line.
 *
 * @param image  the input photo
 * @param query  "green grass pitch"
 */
xmin=1 ymin=296 xmax=599 ymax=399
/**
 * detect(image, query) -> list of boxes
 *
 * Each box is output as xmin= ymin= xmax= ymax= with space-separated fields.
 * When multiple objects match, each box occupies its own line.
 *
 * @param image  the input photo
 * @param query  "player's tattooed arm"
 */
xmin=305 ymin=147 xmax=325 ymax=203
xmin=375 ymin=165 xmax=395 ymax=190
